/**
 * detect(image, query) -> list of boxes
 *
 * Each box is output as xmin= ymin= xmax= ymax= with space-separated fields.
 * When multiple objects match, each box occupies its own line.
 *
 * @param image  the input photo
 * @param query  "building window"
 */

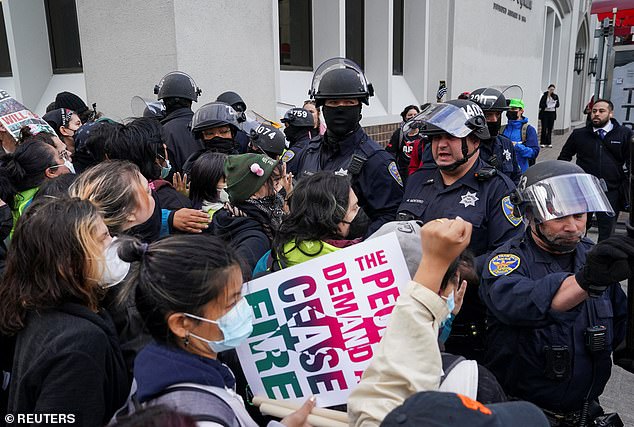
xmin=393 ymin=0 xmax=404 ymax=75
xmin=279 ymin=0 xmax=313 ymax=71
xmin=0 ymin=5 xmax=11 ymax=77
xmin=44 ymin=0 xmax=83 ymax=73
xmin=346 ymin=0 xmax=364 ymax=70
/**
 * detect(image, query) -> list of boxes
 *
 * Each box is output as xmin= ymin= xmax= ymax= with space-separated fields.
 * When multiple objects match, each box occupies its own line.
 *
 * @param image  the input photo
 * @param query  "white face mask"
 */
xmin=100 ymin=238 xmax=130 ymax=288
xmin=64 ymin=159 xmax=76 ymax=174
xmin=218 ymin=187 xmax=230 ymax=204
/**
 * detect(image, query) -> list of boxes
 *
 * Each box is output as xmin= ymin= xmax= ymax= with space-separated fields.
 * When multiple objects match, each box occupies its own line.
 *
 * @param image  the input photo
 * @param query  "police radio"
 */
xmin=585 ymin=326 xmax=607 ymax=354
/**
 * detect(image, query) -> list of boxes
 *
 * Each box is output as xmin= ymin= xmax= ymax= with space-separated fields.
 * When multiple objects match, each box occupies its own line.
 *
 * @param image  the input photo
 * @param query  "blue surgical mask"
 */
xmin=160 ymin=159 xmax=172 ymax=179
xmin=185 ymin=298 xmax=253 ymax=353
xmin=440 ymin=290 xmax=455 ymax=326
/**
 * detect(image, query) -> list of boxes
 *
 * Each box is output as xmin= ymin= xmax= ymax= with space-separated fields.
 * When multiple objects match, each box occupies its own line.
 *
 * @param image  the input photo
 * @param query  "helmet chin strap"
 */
xmin=532 ymin=223 xmax=577 ymax=254
xmin=438 ymin=137 xmax=480 ymax=171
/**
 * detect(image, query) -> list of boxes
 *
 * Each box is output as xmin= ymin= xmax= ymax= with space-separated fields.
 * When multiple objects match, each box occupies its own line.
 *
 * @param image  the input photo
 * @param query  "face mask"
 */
xmin=440 ymin=290 xmax=455 ymax=326
xmin=185 ymin=298 xmax=254 ymax=353
xmin=487 ymin=121 xmax=500 ymax=138
xmin=283 ymin=126 xmax=307 ymax=144
xmin=0 ymin=204 xmax=12 ymax=242
xmin=248 ymin=193 xmax=285 ymax=230
xmin=204 ymin=137 xmax=235 ymax=154
xmin=160 ymin=158 xmax=172 ymax=179
xmin=323 ymin=105 xmax=362 ymax=137
xmin=100 ymin=238 xmax=130 ymax=288
xmin=218 ymin=187 xmax=230 ymax=204
xmin=345 ymin=207 xmax=370 ymax=240
xmin=506 ymin=111 xmax=519 ymax=121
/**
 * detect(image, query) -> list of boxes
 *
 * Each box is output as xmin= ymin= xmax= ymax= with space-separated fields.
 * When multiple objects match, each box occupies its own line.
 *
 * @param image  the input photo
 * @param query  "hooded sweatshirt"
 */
xmin=502 ymin=116 xmax=539 ymax=173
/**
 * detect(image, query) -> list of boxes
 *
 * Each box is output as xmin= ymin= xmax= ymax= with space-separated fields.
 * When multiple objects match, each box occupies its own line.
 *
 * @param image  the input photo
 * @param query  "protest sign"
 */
xmin=0 ymin=90 xmax=56 ymax=138
xmin=236 ymin=233 xmax=411 ymax=407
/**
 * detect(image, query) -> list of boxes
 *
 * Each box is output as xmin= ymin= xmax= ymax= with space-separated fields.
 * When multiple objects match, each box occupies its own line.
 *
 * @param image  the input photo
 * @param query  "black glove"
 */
xmin=575 ymin=235 xmax=634 ymax=297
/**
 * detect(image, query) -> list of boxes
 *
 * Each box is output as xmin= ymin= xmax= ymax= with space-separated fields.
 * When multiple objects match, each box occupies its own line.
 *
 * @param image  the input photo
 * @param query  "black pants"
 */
xmin=588 ymin=189 xmax=620 ymax=241
xmin=540 ymin=111 xmax=556 ymax=146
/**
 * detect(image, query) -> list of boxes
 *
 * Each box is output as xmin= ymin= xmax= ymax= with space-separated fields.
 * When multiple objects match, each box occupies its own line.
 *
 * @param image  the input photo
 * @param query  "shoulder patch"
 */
xmin=488 ymin=254 xmax=521 ymax=276
xmin=388 ymin=161 xmax=403 ymax=186
xmin=502 ymin=195 xmax=522 ymax=227
xmin=281 ymin=150 xmax=295 ymax=163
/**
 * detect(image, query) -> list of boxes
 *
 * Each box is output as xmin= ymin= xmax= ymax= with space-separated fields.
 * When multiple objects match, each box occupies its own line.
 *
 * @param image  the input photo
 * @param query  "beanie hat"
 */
xmin=54 ymin=91 xmax=88 ymax=114
xmin=42 ymin=108 xmax=74 ymax=137
xmin=508 ymin=98 xmax=525 ymax=109
xmin=225 ymin=153 xmax=277 ymax=203
xmin=368 ymin=220 xmax=422 ymax=278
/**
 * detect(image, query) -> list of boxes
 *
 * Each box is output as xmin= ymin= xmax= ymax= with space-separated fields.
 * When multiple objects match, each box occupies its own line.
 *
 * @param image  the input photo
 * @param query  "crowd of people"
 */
xmin=0 ymin=57 xmax=633 ymax=427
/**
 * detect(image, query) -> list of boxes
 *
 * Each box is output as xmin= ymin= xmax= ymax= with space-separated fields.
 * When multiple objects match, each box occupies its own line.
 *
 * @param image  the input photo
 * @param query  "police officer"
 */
xmin=480 ymin=160 xmax=633 ymax=425
xmin=280 ymin=107 xmax=315 ymax=175
xmin=469 ymin=87 xmax=521 ymax=184
xmin=216 ymin=90 xmax=251 ymax=153
xmin=397 ymin=100 xmax=523 ymax=360
xmin=248 ymin=122 xmax=287 ymax=161
xmin=398 ymin=100 xmax=523 ymax=268
xmin=181 ymin=102 xmax=240 ymax=173
xmin=294 ymin=58 xmax=404 ymax=236
xmin=155 ymin=71 xmax=203 ymax=173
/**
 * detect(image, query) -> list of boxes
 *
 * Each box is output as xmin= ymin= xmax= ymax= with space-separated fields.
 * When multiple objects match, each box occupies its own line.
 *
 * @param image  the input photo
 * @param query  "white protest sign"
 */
xmin=0 ymin=90 xmax=56 ymax=138
xmin=236 ymin=233 xmax=411 ymax=407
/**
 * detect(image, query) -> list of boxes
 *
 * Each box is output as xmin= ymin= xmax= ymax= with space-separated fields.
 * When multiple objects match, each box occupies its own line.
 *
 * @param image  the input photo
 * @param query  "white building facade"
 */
xmin=1 ymin=0 xmax=597 ymax=135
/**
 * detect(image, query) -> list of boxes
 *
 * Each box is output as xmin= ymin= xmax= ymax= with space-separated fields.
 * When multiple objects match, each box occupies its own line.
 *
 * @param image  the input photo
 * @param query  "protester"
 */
xmin=104 ymin=117 xmax=191 ymax=211
xmin=117 ymin=233 xmax=315 ymax=426
xmin=254 ymin=171 xmax=360 ymax=274
xmin=208 ymin=153 xmax=288 ymax=275
xmin=348 ymin=217 xmax=472 ymax=426
xmin=303 ymin=99 xmax=325 ymax=136
xmin=0 ymin=197 xmax=130 ymax=425
xmin=1 ymin=139 xmax=73 ymax=235
xmin=500 ymin=98 xmax=539 ymax=172
xmin=42 ymin=108 xmax=82 ymax=154
xmin=188 ymin=151 xmax=228 ymax=217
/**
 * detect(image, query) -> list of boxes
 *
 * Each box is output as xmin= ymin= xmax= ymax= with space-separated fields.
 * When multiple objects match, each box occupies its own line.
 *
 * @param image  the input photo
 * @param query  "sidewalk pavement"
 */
xmin=535 ymin=125 xmax=634 ymax=425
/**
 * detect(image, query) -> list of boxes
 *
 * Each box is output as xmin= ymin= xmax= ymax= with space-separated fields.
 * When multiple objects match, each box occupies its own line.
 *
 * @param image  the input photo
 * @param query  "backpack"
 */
xmin=110 ymin=381 xmax=239 ymax=427
xmin=500 ymin=123 xmax=528 ymax=144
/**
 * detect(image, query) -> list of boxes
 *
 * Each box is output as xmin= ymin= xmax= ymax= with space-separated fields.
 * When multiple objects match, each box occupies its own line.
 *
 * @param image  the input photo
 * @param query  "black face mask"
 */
xmin=323 ymin=105 xmax=362 ymax=138
xmin=487 ymin=121 xmax=500 ymax=138
xmin=204 ymin=137 xmax=235 ymax=154
xmin=345 ymin=207 xmax=371 ymax=240
xmin=506 ymin=111 xmax=519 ymax=121
xmin=247 ymin=193 xmax=285 ymax=230
xmin=283 ymin=126 xmax=308 ymax=144
xmin=0 ymin=204 xmax=12 ymax=242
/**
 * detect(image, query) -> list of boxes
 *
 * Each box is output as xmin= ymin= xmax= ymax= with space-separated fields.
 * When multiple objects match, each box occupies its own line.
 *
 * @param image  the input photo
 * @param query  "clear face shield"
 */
xmin=308 ymin=57 xmax=372 ymax=99
xmin=519 ymin=173 xmax=614 ymax=223
xmin=131 ymin=96 xmax=166 ymax=119
xmin=192 ymin=102 xmax=238 ymax=131
xmin=403 ymin=103 xmax=474 ymax=138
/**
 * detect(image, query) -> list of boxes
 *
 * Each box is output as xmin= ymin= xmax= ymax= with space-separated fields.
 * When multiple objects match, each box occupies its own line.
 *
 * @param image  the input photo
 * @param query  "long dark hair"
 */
xmin=189 ymin=151 xmax=226 ymax=208
xmin=105 ymin=117 xmax=165 ymax=180
xmin=272 ymin=171 xmax=350 ymax=263
xmin=1 ymin=140 xmax=57 ymax=196
xmin=117 ymin=234 xmax=241 ymax=347
xmin=0 ymin=197 xmax=106 ymax=334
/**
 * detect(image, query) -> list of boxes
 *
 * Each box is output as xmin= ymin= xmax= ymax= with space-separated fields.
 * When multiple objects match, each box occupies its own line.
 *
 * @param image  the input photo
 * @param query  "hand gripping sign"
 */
xmin=236 ymin=233 xmax=410 ymax=407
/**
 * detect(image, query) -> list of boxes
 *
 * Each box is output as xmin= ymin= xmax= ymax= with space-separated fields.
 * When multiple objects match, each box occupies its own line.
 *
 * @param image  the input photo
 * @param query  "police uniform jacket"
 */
xmin=282 ymin=133 xmax=313 ymax=176
xmin=398 ymin=157 xmax=523 ymax=270
xmin=160 ymin=107 xmax=203 ymax=174
xmin=480 ymin=233 xmax=627 ymax=412
xmin=479 ymin=134 xmax=521 ymax=184
xmin=295 ymin=127 xmax=404 ymax=236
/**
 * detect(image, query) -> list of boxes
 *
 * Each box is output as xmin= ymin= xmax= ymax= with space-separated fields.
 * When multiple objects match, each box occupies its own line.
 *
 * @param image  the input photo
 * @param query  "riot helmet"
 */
xmin=216 ymin=91 xmax=247 ymax=113
xmin=469 ymin=87 xmax=509 ymax=138
xmin=511 ymin=160 xmax=614 ymax=223
xmin=190 ymin=102 xmax=239 ymax=136
xmin=131 ymin=96 xmax=166 ymax=120
xmin=281 ymin=108 xmax=314 ymax=128
xmin=309 ymin=58 xmax=374 ymax=107
xmin=403 ymin=100 xmax=489 ymax=171
xmin=154 ymin=71 xmax=201 ymax=102
xmin=249 ymin=123 xmax=288 ymax=158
